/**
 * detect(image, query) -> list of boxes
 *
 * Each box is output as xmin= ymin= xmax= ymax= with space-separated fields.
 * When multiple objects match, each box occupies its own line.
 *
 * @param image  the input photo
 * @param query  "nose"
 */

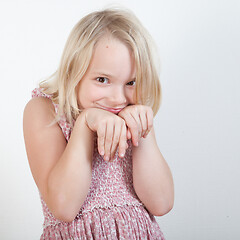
xmin=109 ymin=86 xmax=127 ymax=106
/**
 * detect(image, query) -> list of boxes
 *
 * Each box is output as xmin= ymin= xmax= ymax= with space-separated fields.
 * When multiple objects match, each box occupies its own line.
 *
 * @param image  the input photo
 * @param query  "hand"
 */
xmin=118 ymin=105 xmax=153 ymax=147
xmin=83 ymin=108 xmax=128 ymax=161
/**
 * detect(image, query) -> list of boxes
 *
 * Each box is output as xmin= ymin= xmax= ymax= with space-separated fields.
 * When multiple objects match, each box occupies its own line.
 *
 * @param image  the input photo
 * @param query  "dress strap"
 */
xmin=31 ymin=88 xmax=72 ymax=141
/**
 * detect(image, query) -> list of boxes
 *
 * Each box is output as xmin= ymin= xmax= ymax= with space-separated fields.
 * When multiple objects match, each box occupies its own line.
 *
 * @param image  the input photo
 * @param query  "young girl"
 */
xmin=23 ymin=8 xmax=174 ymax=239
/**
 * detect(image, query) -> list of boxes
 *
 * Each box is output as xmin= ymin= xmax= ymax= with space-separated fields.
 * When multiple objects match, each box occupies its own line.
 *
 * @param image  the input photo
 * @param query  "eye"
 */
xmin=96 ymin=77 xmax=109 ymax=84
xmin=126 ymin=80 xmax=136 ymax=86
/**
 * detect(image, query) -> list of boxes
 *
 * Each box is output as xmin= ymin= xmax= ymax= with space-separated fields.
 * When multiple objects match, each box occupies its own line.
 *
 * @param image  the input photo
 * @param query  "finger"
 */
xmin=119 ymin=107 xmax=141 ymax=146
xmin=144 ymin=108 xmax=153 ymax=138
xmin=139 ymin=110 xmax=148 ymax=138
xmin=104 ymin=121 xmax=114 ymax=161
xmin=97 ymin=122 xmax=107 ymax=156
xmin=118 ymin=123 xmax=127 ymax=158
xmin=127 ymin=128 xmax=131 ymax=139
xmin=128 ymin=111 xmax=142 ymax=146
xmin=110 ymin=123 xmax=121 ymax=160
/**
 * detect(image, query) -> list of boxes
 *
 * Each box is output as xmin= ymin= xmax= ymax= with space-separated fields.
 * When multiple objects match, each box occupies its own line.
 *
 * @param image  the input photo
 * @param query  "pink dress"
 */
xmin=32 ymin=88 xmax=165 ymax=240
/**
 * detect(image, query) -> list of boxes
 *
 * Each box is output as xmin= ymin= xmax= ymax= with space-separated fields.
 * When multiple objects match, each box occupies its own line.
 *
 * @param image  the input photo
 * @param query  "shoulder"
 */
xmin=23 ymin=97 xmax=56 ymax=127
xmin=23 ymin=96 xmax=65 ymax=144
xmin=23 ymin=97 xmax=67 ymax=199
xmin=24 ymin=96 xmax=54 ymax=116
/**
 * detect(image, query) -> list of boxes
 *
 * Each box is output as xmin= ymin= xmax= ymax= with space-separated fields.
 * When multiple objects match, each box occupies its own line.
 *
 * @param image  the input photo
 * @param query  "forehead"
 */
xmin=87 ymin=35 xmax=136 ymax=79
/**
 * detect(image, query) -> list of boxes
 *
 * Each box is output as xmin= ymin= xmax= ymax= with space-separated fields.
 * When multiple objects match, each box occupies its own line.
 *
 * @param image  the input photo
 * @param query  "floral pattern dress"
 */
xmin=32 ymin=88 xmax=165 ymax=240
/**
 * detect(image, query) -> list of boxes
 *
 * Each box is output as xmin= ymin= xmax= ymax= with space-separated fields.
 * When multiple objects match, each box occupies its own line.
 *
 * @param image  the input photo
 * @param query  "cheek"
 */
xmin=127 ymin=89 xmax=135 ymax=104
xmin=85 ymin=85 xmax=107 ymax=104
xmin=78 ymin=82 xmax=98 ymax=104
xmin=89 ymin=86 xmax=105 ymax=100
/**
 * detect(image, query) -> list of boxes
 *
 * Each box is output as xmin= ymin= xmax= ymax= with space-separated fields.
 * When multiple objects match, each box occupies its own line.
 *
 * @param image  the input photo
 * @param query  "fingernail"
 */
xmin=100 ymin=151 xmax=104 ymax=156
xmin=105 ymin=156 xmax=109 ymax=161
xmin=120 ymin=153 xmax=124 ymax=158
xmin=136 ymin=142 xmax=138 ymax=146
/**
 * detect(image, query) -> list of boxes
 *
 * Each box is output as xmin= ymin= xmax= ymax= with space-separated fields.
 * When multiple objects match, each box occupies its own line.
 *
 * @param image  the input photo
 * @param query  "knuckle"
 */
xmin=120 ymin=117 xmax=126 ymax=123
xmin=148 ymin=122 xmax=153 ymax=128
xmin=106 ymin=118 xmax=114 ymax=125
xmin=134 ymin=106 xmax=139 ymax=113
xmin=131 ymin=124 xmax=138 ymax=130
xmin=121 ymin=122 xmax=126 ymax=130
xmin=142 ymin=125 xmax=147 ymax=131
xmin=116 ymin=117 xmax=123 ymax=125
xmin=100 ymin=118 xmax=107 ymax=124
xmin=148 ymin=107 xmax=153 ymax=116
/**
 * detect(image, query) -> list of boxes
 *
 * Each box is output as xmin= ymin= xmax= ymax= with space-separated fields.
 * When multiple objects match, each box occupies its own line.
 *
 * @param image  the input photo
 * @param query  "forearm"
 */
xmin=47 ymin=111 xmax=94 ymax=221
xmin=132 ymin=128 xmax=174 ymax=216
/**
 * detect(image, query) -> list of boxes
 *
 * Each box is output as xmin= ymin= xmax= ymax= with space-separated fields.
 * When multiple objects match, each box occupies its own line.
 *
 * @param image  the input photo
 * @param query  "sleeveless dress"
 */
xmin=32 ymin=88 xmax=165 ymax=240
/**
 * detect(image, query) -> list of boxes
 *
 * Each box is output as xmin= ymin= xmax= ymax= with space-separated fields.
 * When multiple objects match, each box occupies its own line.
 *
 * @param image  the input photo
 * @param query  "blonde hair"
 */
xmin=40 ymin=8 xmax=161 ymax=125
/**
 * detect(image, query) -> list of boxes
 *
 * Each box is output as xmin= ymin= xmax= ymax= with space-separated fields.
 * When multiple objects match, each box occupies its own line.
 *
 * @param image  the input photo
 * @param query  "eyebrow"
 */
xmin=92 ymin=72 xmax=114 ymax=78
xmin=92 ymin=72 xmax=136 ymax=81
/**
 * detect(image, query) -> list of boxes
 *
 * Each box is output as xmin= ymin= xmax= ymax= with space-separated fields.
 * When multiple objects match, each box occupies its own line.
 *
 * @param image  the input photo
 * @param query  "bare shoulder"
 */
xmin=23 ymin=97 xmax=67 ymax=196
xmin=23 ymin=97 xmax=55 ymax=126
xmin=23 ymin=96 xmax=65 ymax=145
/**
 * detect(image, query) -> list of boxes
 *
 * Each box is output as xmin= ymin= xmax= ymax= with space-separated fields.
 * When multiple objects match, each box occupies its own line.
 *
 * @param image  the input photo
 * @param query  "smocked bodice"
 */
xmin=32 ymin=88 xmax=143 ymax=228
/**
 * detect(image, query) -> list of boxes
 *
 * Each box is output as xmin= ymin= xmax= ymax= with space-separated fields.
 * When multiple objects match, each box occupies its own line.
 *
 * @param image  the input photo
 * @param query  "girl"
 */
xmin=23 ymin=8 xmax=174 ymax=239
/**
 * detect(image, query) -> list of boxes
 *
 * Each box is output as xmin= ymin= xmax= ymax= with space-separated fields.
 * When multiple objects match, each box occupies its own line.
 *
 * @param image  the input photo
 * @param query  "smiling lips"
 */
xmin=97 ymin=105 xmax=124 ymax=114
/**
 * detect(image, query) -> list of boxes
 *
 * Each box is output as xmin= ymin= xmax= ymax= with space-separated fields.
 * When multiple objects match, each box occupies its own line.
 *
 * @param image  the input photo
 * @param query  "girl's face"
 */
xmin=77 ymin=36 xmax=136 ymax=114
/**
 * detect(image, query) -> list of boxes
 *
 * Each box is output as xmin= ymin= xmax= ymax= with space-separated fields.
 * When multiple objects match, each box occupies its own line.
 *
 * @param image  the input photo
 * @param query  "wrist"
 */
xmin=76 ymin=109 xmax=90 ymax=128
xmin=75 ymin=109 xmax=94 ymax=136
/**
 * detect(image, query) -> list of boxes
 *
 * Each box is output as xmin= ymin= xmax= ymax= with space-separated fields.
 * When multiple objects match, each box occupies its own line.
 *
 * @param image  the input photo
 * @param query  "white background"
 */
xmin=0 ymin=0 xmax=239 ymax=239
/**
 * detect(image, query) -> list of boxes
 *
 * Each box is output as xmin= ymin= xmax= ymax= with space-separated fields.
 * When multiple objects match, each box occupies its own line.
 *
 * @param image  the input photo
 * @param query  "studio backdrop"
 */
xmin=0 ymin=0 xmax=239 ymax=239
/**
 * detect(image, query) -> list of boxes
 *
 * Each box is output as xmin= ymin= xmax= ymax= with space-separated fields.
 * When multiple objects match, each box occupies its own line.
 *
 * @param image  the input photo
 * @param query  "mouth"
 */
xmin=96 ymin=104 xmax=124 ymax=114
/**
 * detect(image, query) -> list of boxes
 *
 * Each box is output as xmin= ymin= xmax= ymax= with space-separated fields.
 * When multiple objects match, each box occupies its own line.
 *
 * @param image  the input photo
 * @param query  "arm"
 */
xmin=23 ymin=97 xmax=94 ymax=222
xmin=23 ymin=99 xmax=128 ymax=222
xmin=118 ymin=105 xmax=174 ymax=216
xmin=132 ymin=128 xmax=174 ymax=216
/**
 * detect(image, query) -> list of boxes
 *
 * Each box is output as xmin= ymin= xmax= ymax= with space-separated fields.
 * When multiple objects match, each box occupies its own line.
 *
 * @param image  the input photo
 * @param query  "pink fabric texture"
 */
xmin=32 ymin=88 xmax=165 ymax=239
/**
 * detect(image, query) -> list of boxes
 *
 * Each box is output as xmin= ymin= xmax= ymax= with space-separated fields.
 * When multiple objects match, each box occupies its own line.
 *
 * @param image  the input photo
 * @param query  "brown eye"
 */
xmin=96 ymin=77 xmax=109 ymax=84
xmin=126 ymin=80 xmax=136 ymax=86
